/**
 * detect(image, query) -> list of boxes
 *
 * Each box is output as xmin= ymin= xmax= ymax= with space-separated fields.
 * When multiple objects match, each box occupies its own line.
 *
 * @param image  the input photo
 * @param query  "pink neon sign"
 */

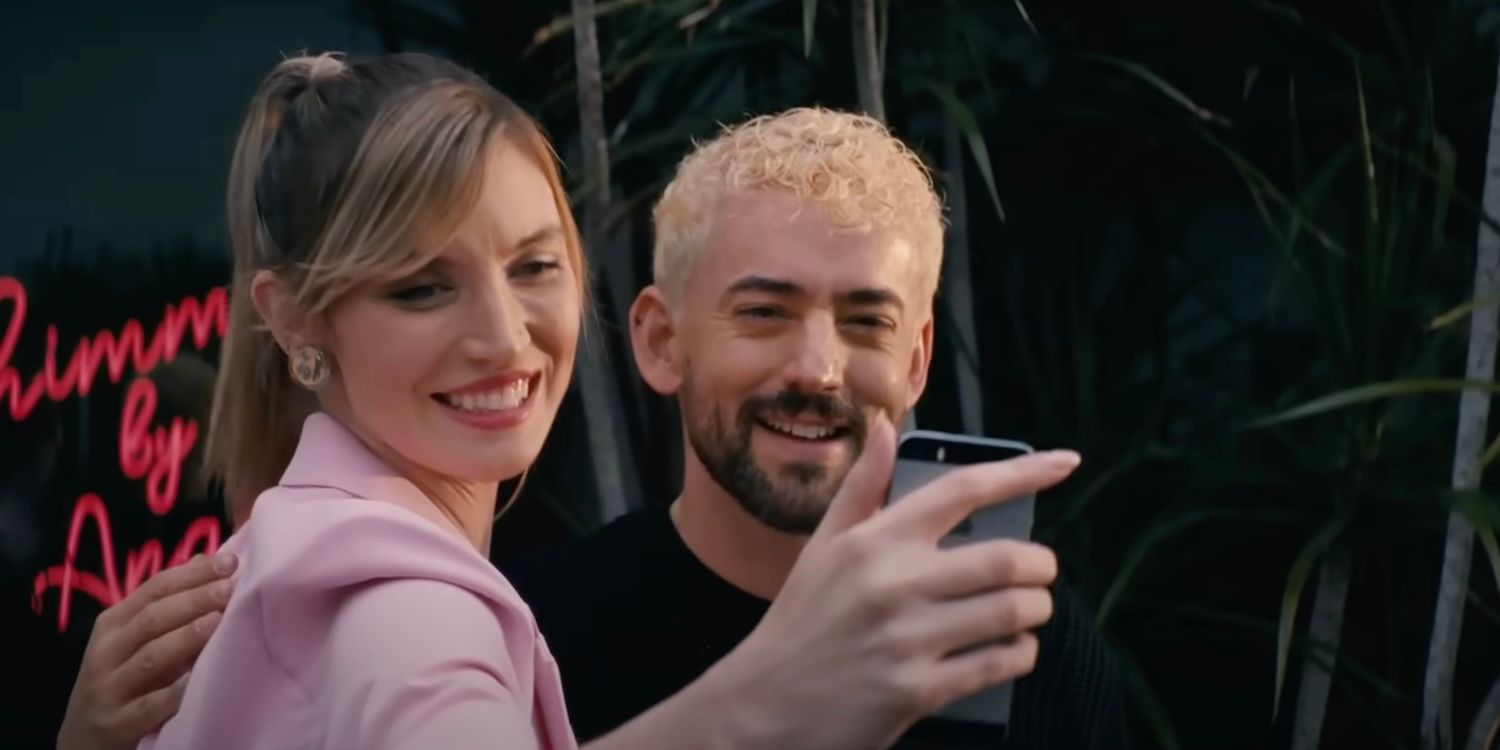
xmin=1 ymin=276 xmax=229 ymax=631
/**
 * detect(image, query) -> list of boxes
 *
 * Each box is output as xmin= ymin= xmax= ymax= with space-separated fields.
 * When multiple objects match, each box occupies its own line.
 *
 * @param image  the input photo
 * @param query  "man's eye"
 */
xmin=738 ymin=306 xmax=785 ymax=319
xmin=847 ymin=316 xmax=894 ymax=330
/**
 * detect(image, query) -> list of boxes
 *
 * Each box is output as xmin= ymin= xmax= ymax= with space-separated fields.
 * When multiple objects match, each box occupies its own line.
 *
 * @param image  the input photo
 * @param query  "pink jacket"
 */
xmin=140 ymin=413 xmax=577 ymax=750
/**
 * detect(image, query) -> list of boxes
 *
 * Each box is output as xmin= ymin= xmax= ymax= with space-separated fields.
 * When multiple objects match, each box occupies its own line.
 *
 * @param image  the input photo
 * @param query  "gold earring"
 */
xmin=288 ymin=345 xmax=329 ymax=389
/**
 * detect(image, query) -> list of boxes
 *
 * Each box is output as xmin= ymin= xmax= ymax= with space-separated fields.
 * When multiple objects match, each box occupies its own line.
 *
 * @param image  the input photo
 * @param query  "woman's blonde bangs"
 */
xmin=293 ymin=82 xmax=504 ymax=314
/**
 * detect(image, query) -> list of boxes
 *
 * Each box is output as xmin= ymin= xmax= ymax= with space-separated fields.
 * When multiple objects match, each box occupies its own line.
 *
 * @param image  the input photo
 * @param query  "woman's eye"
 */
xmin=387 ymin=284 xmax=449 ymax=303
xmin=514 ymin=259 xmax=562 ymax=278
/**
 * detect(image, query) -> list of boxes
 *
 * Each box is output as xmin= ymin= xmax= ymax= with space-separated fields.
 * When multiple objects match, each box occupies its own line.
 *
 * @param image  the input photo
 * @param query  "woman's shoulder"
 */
xmin=246 ymin=486 xmax=497 ymax=583
xmin=236 ymin=487 xmax=540 ymax=660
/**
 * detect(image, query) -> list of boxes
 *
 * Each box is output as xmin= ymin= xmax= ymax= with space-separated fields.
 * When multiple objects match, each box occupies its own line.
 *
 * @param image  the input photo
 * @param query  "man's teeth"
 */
xmin=764 ymin=419 xmax=835 ymax=440
xmin=442 ymin=380 xmax=530 ymax=413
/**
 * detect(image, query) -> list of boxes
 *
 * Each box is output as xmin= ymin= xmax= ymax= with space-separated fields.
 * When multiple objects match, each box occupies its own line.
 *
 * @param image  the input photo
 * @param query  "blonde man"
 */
xmin=61 ymin=108 xmax=1124 ymax=750
xmin=547 ymin=107 xmax=1126 ymax=747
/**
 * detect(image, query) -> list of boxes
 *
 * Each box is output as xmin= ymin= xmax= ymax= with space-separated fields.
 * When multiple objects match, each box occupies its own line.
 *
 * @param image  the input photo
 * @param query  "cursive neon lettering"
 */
xmin=32 ymin=495 xmax=221 ymax=632
xmin=7 ymin=275 xmax=230 ymax=632
xmin=0 ymin=276 xmax=227 ymax=421
xmin=119 ymin=377 xmax=198 ymax=515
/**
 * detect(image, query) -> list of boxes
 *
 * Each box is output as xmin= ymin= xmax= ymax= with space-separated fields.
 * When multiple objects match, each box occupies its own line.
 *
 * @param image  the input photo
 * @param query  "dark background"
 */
xmin=3 ymin=1 xmax=1500 ymax=748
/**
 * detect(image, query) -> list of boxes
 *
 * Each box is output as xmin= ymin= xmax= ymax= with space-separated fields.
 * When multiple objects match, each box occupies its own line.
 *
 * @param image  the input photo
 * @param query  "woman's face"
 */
xmin=318 ymin=138 xmax=581 ymax=483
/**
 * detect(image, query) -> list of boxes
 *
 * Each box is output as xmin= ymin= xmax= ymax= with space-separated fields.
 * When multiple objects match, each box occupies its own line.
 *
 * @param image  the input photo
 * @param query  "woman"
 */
xmin=140 ymin=51 xmax=585 ymax=749
xmin=116 ymin=51 xmax=1075 ymax=750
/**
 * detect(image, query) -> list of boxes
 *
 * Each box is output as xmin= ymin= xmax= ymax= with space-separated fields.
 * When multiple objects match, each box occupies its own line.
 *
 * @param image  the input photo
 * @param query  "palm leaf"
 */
xmin=1078 ymin=51 xmax=1233 ymax=127
xmin=1115 ymin=648 xmax=1183 ymax=750
xmin=1250 ymin=379 xmax=1500 ymax=429
xmin=913 ymin=78 xmax=1006 ymax=221
xmin=1274 ymin=513 xmax=1350 ymax=720
xmin=1012 ymin=0 xmax=1038 ymax=35
xmin=1452 ymin=492 xmax=1500 ymax=594
xmin=1429 ymin=295 xmax=1500 ymax=331
xmin=1096 ymin=508 xmax=1294 ymax=627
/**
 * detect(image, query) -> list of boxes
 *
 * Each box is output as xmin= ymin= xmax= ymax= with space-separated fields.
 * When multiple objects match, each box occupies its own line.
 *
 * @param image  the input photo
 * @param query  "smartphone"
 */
xmin=885 ymin=429 xmax=1036 ymax=728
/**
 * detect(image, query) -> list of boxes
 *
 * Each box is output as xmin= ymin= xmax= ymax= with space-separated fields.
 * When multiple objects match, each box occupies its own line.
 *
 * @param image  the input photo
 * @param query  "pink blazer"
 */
xmin=140 ymin=413 xmax=577 ymax=750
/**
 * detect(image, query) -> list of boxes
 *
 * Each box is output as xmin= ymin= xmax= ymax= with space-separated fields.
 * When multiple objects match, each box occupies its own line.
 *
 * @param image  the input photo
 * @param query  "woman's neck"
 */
xmin=415 ymin=475 xmax=500 ymax=553
xmin=323 ymin=409 xmax=499 ymax=553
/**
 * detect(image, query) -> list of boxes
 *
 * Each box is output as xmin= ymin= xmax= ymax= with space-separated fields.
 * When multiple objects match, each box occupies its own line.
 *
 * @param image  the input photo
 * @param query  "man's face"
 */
xmin=668 ymin=189 xmax=933 ymax=533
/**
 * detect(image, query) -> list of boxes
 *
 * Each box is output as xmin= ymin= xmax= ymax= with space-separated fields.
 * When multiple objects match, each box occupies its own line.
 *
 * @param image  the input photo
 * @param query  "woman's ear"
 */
xmin=249 ymin=270 xmax=312 ymax=354
xmin=629 ymin=286 xmax=684 ymax=396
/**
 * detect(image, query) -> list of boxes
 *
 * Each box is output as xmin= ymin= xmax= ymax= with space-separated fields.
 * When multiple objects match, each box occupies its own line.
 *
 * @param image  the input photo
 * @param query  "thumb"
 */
xmin=811 ymin=413 xmax=896 ymax=544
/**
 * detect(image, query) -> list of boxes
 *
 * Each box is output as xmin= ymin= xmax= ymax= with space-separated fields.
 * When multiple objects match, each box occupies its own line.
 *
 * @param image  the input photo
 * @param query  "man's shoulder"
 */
xmin=507 ymin=505 xmax=678 ymax=601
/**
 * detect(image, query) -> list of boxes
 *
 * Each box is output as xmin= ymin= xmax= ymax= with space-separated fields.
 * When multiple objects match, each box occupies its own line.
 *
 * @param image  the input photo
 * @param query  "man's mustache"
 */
xmin=739 ymin=390 xmax=867 ymax=433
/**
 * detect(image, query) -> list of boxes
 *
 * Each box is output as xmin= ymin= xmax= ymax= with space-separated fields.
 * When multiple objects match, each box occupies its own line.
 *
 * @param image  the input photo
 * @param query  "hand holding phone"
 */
xmin=885 ymin=430 xmax=1040 ymax=728
xmin=726 ymin=418 xmax=1073 ymax=750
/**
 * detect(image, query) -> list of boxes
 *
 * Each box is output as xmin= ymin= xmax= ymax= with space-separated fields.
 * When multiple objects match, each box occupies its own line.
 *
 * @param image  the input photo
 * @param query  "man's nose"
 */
xmin=781 ymin=314 xmax=844 ymax=393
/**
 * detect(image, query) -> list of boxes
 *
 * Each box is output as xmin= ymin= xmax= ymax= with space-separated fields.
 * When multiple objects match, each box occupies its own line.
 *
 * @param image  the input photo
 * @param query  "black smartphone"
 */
xmin=884 ymin=429 xmax=1036 ymax=728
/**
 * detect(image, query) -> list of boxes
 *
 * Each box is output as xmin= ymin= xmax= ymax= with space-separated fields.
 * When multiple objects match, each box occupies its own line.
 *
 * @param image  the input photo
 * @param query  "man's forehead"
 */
xmin=702 ymin=193 xmax=922 ymax=288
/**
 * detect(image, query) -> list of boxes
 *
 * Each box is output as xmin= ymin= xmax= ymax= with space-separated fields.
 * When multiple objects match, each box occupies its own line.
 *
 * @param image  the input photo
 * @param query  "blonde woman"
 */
xmin=63 ymin=51 xmax=1080 ymax=750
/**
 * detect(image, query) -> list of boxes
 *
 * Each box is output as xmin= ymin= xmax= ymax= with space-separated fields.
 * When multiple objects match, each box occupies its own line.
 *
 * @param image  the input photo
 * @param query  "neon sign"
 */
xmin=1 ymin=276 xmax=230 ymax=632
xmin=0 ymin=276 xmax=225 ymax=420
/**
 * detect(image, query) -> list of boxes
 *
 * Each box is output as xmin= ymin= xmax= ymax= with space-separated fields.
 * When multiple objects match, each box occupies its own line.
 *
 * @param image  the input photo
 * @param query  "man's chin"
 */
xmin=747 ymin=504 xmax=828 ymax=535
xmin=756 ymin=483 xmax=840 ymax=534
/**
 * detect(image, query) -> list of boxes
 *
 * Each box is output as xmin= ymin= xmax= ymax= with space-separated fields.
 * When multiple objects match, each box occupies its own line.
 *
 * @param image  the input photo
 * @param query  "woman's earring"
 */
xmin=288 ymin=345 xmax=330 ymax=389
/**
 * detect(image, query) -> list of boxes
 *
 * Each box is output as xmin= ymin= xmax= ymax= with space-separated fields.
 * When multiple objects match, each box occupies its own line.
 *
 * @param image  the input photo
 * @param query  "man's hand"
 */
xmin=56 ymin=552 xmax=237 ymax=750
xmin=709 ymin=416 xmax=1074 ymax=750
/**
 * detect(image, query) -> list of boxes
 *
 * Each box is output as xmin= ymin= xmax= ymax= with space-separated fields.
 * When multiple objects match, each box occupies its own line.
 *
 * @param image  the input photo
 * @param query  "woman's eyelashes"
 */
xmin=383 ymin=251 xmax=563 ymax=305
xmin=510 ymin=255 xmax=562 ymax=281
xmin=386 ymin=281 xmax=453 ymax=305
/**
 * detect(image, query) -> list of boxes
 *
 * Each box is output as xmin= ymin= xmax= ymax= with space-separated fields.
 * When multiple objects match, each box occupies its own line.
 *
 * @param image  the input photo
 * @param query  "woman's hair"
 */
xmin=652 ymin=107 xmax=945 ymax=306
xmin=205 ymin=52 xmax=585 ymax=523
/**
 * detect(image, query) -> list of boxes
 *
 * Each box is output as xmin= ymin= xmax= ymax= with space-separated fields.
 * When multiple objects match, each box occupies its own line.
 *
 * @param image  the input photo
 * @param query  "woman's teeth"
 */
xmin=441 ymin=380 xmax=530 ymax=413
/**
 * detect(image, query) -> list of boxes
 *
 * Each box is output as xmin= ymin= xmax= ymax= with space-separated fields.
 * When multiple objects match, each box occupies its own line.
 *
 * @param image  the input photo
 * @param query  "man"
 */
xmin=514 ymin=108 xmax=1125 ymax=748
xmin=58 ymin=108 xmax=1125 ymax=749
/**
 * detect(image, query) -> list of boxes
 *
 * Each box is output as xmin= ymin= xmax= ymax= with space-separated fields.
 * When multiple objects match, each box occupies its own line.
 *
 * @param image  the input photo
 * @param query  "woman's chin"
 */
xmin=436 ymin=449 xmax=539 ymax=485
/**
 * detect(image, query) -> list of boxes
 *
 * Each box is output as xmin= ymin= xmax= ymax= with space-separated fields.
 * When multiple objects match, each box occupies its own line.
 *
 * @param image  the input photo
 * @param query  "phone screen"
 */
xmin=885 ymin=430 xmax=1037 ymax=728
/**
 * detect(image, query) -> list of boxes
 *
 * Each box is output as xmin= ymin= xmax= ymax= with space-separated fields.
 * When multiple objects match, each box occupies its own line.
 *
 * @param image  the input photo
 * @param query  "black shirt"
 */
xmin=508 ymin=507 xmax=1129 ymax=749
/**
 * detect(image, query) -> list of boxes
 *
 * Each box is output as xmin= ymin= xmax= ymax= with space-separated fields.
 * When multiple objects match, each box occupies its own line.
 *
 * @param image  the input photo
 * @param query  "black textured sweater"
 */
xmin=509 ymin=507 xmax=1129 ymax=749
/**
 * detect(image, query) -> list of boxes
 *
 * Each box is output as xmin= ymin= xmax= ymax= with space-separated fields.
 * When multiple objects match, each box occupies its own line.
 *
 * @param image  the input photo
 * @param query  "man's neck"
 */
xmin=670 ymin=459 xmax=809 ymax=601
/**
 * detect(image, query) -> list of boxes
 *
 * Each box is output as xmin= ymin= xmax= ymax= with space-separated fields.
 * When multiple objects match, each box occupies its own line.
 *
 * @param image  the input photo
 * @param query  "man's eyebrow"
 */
xmin=722 ymin=277 xmax=907 ymax=312
xmin=841 ymin=287 xmax=905 ymax=312
xmin=725 ymin=275 xmax=805 ymax=296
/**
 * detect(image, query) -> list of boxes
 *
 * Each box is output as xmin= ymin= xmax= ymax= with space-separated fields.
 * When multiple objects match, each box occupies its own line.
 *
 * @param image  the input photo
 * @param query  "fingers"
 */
xmin=811 ymin=414 xmax=896 ymax=544
xmin=112 ymin=672 xmax=190 ymax=743
xmin=114 ymin=610 xmax=222 ymax=697
xmin=929 ymin=632 xmax=1041 ymax=708
xmin=920 ymin=587 xmax=1053 ymax=657
xmin=104 ymin=552 xmax=236 ymax=625
xmin=919 ymin=539 xmax=1058 ymax=600
xmin=101 ymin=562 xmax=235 ymax=667
xmin=874 ymin=451 xmax=1080 ymax=542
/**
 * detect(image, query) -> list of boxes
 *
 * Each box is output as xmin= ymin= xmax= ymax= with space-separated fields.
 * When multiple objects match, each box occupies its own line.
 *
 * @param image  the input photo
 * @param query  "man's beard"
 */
xmin=681 ymin=373 xmax=878 ymax=534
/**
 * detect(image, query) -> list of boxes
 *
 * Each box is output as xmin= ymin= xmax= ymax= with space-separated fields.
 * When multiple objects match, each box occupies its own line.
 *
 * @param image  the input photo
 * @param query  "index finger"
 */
xmin=873 ymin=451 xmax=1080 ymax=541
xmin=105 ymin=552 xmax=236 ymax=625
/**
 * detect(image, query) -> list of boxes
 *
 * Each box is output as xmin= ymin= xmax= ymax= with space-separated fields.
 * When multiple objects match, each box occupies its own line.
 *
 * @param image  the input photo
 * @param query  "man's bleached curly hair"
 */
xmin=652 ymin=107 xmax=945 ymax=307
